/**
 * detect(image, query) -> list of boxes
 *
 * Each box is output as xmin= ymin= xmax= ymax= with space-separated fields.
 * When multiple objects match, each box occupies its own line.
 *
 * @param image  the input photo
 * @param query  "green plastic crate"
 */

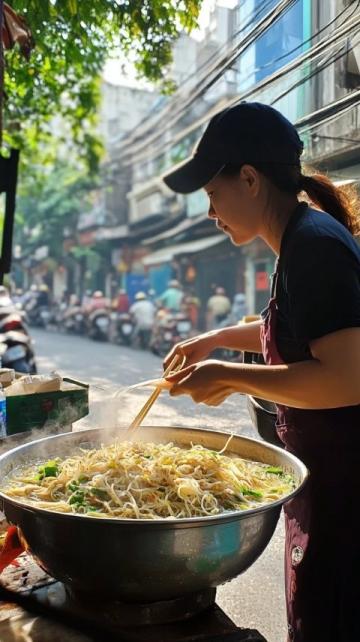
xmin=5 ymin=377 xmax=89 ymax=436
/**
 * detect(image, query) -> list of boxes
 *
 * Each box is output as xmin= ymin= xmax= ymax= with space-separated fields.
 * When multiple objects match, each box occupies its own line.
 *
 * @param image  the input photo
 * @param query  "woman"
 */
xmin=162 ymin=102 xmax=360 ymax=642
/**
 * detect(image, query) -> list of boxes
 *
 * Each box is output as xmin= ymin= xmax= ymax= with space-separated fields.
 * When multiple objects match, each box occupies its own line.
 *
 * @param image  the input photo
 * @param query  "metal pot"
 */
xmin=0 ymin=427 xmax=308 ymax=602
xmin=243 ymin=350 xmax=280 ymax=447
xmin=246 ymin=395 xmax=282 ymax=447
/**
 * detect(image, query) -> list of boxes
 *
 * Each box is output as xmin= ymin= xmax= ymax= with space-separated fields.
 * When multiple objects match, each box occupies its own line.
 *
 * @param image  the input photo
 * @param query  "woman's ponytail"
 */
xmin=299 ymin=173 xmax=360 ymax=237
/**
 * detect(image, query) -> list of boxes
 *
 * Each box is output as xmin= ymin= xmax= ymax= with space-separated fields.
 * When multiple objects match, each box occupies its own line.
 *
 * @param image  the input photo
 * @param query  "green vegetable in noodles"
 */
xmin=266 ymin=466 xmax=284 ymax=475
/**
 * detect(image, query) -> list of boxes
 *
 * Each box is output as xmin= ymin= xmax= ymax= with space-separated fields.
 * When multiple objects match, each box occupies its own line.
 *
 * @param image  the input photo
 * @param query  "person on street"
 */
xmin=129 ymin=292 xmax=156 ymax=347
xmin=206 ymin=286 xmax=231 ymax=329
xmin=22 ymin=284 xmax=38 ymax=308
xmin=158 ymin=280 xmax=184 ymax=312
xmin=37 ymin=284 xmax=50 ymax=307
xmin=81 ymin=289 xmax=92 ymax=311
xmin=115 ymin=288 xmax=130 ymax=313
xmin=12 ymin=288 xmax=24 ymax=306
xmin=229 ymin=292 xmax=248 ymax=324
xmin=162 ymin=102 xmax=360 ymax=642
xmin=87 ymin=291 xmax=110 ymax=313
xmin=183 ymin=289 xmax=200 ymax=328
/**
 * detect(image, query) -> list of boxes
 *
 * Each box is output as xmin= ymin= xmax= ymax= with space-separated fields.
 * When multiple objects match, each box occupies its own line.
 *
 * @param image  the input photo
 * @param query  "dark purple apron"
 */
xmin=260 ymin=264 xmax=360 ymax=642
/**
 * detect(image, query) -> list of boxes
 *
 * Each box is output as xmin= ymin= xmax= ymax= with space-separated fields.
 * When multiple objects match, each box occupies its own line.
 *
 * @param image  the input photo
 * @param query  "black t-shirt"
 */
xmin=274 ymin=202 xmax=360 ymax=363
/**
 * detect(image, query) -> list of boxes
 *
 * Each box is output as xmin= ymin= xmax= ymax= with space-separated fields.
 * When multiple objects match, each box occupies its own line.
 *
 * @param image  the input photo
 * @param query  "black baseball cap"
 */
xmin=163 ymin=102 xmax=303 ymax=194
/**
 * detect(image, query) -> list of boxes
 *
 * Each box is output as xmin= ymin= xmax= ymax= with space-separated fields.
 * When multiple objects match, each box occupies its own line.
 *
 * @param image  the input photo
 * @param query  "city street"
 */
xmin=33 ymin=328 xmax=286 ymax=642
xmin=2 ymin=0 xmax=359 ymax=640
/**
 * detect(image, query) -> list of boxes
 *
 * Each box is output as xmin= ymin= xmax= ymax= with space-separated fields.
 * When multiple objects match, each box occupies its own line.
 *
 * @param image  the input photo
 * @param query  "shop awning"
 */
xmin=143 ymin=214 xmax=207 ymax=245
xmin=95 ymin=225 xmax=129 ymax=241
xmin=142 ymin=235 xmax=226 ymax=267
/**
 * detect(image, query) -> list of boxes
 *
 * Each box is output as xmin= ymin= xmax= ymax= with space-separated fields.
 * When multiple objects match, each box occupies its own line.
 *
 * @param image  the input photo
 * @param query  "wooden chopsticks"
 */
xmin=127 ymin=354 xmax=184 ymax=434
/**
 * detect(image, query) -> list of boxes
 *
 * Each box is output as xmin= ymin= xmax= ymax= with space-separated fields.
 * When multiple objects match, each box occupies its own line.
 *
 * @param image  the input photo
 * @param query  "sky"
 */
xmin=103 ymin=0 xmax=237 ymax=87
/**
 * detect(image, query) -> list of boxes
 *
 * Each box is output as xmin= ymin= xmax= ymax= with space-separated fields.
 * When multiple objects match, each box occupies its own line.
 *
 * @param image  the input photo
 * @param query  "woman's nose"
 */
xmin=208 ymin=203 xmax=216 ymax=219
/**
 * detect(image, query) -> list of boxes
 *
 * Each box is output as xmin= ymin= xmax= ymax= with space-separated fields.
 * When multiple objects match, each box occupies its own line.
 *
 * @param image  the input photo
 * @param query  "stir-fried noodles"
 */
xmin=2 ymin=441 xmax=295 ymax=519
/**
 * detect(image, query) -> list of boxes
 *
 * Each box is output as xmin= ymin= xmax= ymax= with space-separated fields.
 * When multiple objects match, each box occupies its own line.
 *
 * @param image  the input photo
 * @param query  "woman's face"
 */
xmin=204 ymin=165 xmax=263 ymax=245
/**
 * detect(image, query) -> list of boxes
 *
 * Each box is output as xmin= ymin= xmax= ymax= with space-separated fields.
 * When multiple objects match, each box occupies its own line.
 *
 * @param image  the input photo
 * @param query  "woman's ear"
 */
xmin=240 ymin=164 xmax=260 ymax=196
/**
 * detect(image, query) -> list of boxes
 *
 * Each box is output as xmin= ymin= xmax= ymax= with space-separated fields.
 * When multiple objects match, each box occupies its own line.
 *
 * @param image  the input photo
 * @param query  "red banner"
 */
xmin=256 ymin=271 xmax=269 ymax=291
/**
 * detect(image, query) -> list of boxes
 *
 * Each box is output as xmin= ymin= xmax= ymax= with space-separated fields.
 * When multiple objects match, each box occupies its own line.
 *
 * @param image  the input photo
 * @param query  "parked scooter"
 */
xmin=0 ymin=288 xmax=36 ymax=373
xmin=53 ymin=301 xmax=67 ymax=331
xmin=87 ymin=308 xmax=111 ymax=342
xmin=24 ymin=284 xmax=52 ymax=329
xmin=61 ymin=296 xmax=86 ymax=335
xmin=151 ymin=309 xmax=192 ymax=358
xmin=25 ymin=300 xmax=52 ymax=329
xmin=109 ymin=312 xmax=133 ymax=346
xmin=63 ymin=308 xmax=86 ymax=335
xmin=133 ymin=325 xmax=152 ymax=351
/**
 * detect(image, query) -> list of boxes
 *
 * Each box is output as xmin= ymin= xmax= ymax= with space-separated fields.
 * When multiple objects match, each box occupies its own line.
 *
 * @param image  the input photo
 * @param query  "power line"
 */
xmin=121 ymin=0 xmax=299 ymax=151
xmin=231 ymin=0 xmax=360 ymax=91
xmin=108 ymin=0 xmax=279 ymax=148
xmin=111 ymin=0 xmax=358 ymax=150
xmin=173 ymin=0 xmax=278 ymax=93
xmin=122 ymin=14 xmax=360 ymax=163
xmin=311 ymin=133 xmax=360 ymax=144
xmin=125 ymin=0 xmax=360 ymax=155
xmin=119 ymin=14 xmax=360 ymax=166
xmin=130 ymin=44 xmax=359 ymax=168
xmin=271 ymin=33 xmax=360 ymax=105
xmin=295 ymin=87 xmax=360 ymax=131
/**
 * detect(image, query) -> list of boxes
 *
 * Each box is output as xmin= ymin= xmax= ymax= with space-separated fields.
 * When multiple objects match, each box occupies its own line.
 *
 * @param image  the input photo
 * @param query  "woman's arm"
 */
xmin=167 ymin=327 xmax=360 ymax=409
xmin=214 ymin=320 xmax=263 ymax=353
xmin=163 ymin=320 xmax=263 ymax=370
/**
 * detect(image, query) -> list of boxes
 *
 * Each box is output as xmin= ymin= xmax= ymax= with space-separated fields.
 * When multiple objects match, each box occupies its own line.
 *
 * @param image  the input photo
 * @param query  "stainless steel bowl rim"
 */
xmin=0 ymin=426 xmax=309 ymax=527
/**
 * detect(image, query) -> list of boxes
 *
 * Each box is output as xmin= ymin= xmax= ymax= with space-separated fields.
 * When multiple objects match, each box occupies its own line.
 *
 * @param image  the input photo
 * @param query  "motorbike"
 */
xmin=25 ymin=299 xmax=52 ymax=329
xmin=132 ymin=325 xmax=152 ymax=350
xmin=109 ymin=312 xmax=134 ymax=346
xmin=0 ymin=302 xmax=37 ymax=373
xmin=87 ymin=308 xmax=111 ymax=342
xmin=62 ymin=306 xmax=86 ymax=335
xmin=151 ymin=309 xmax=192 ymax=358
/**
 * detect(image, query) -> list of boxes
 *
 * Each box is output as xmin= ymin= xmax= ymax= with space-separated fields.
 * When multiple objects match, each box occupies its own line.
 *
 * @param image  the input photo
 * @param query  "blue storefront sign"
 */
xmin=125 ymin=273 xmax=150 ymax=304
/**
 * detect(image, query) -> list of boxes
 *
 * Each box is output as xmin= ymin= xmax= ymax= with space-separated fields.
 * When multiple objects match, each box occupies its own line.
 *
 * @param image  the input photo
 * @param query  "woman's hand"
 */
xmin=163 ymin=332 xmax=220 ymax=371
xmin=165 ymin=360 xmax=236 ymax=406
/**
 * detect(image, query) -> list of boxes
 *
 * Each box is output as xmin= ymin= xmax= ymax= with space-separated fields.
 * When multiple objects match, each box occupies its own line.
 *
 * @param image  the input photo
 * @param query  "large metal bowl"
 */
xmin=0 ymin=427 xmax=308 ymax=602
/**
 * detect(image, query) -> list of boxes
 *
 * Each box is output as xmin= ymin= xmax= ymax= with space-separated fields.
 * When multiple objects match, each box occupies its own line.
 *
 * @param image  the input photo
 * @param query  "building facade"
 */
xmin=75 ymin=0 xmax=359 ymax=320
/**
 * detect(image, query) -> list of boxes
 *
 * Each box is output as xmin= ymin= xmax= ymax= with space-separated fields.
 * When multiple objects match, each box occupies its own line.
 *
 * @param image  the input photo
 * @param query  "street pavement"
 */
xmin=32 ymin=328 xmax=287 ymax=642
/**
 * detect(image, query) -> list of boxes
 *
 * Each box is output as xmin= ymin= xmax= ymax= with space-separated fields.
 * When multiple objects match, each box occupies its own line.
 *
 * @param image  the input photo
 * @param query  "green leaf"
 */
xmin=266 ymin=467 xmax=284 ymax=476
xmin=241 ymin=488 xmax=263 ymax=499
xmin=38 ymin=460 xmax=60 ymax=479
xmin=69 ymin=490 xmax=86 ymax=506
xmin=67 ymin=0 xmax=78 ymax=17
xmin=4 ymin=0 xmax=204 ymax=164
